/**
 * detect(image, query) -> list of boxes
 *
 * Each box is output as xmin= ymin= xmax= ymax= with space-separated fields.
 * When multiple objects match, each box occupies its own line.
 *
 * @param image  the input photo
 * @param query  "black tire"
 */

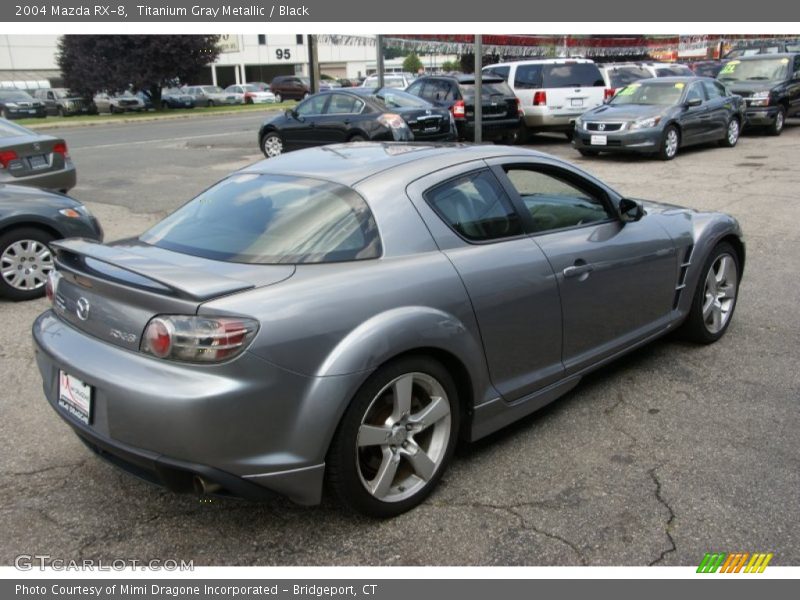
xmin=207 ymin=100 xmax=215 ymax=107
xmin=718 ymin=117 xmax=741 ymax=147
xmin=564 ymin=130 xmax=574 ymax=141
xmin=658 ymin=125 xmax=680 ymax=160
xmin=578 ymin=148 xmax=599 ymax=157
xmin=348 ymin=133 xmax=368 ymax=142
xmin=274 ymin=93 xmax=282 ymax=103
xmin=109 ymin=105 xmax=119 ymax=115
xmin=681 ymin=242 xmax=740 ymax=344
xmin=767 ymin=106 xmax=785 ymax=136
xmin=260 ymin=131 xmax=284 ymax=158
xmin=1 ymin=107 xmax=8 ymax=119
xmin=161 ymin=102 xmax=170 ymax=110
xmin=326 ymin=356 xmax=461 ymax=518
xmin=57 ymin=106 xmax=65 ymax=117
xmin=0 ymin=227 xmax=56 ymax=301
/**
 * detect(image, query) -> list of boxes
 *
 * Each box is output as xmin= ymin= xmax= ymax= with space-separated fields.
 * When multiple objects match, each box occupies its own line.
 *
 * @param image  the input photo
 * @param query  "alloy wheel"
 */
xmin=262 ymin=134 xmax=283 ymax=158
xmin=702 ymin=253 xmax=738 ymax=334
xmin=665 ymin=129 xmax=679 ymax=158
xmin=727 ymin=119 xmax=740 ymax=145
xmin=1 ymin=239 xmax=53 ymax=291
xmin=355 ymin=372 xmax=452 ymax=503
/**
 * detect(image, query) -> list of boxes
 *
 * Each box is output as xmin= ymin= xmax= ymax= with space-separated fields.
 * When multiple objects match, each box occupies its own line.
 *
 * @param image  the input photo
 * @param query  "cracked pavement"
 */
xmin=1 ymin=114 xmax=798 ymax=566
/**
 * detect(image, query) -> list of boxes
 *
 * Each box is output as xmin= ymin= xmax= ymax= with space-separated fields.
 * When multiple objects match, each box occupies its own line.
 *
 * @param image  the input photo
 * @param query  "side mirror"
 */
xmin=619 ymin=198 xmax=644 ymax=222
xmin=286 ymin=108 xmax=300 ymax=120
xmin=685 ymin=97 xmax=703 ymax=108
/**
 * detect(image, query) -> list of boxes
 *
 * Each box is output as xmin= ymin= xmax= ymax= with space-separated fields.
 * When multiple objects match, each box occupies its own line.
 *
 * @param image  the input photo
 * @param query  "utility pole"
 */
xmin=307 ymin=34 xmax=320 ymax=93
xmin=376 ymin=35 xmax=385 ymax=88
xmin=474 ymin=34 xmax=482 ymax=143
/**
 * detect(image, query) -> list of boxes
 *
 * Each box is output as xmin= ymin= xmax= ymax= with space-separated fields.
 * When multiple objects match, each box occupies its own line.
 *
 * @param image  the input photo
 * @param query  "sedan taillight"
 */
xmin=451 ymin=100 xmax=466 ymax=119
xmin=516 ymin=98 xmax=524 ymax=117
xmin=604 ymin=88 xmax=616 ymax=101
xmin=53 ymin=142 xmax=69 ymax=158
xmin=0 ymin=150 xmax=18 ymax=168
xmin=141 ymin=315 xmax=259 ymax=363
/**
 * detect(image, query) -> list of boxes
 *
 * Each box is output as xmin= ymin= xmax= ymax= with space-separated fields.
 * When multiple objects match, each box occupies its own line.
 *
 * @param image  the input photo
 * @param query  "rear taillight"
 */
xmin=0 ymin=150 xmax=18 ymax=168
xmin=516 ymin=98 xmax=524 ymax=117
xmin=53 ymin=142 xmax=69 ymax=158
xmin=532 ymin=91 xmax=547 ymax=106
xmin=604 ymin=88 xmax=616 ymax=101
xmin=141 ymin=315 xmax=259 ymax=363
xmin=451 ymin=100 xmax=466 ymax=118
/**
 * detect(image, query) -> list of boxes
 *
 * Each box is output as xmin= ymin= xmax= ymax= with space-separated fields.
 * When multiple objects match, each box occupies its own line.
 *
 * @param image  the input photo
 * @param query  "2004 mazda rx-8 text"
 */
xmin=33 ymin=143 xmax=744 ymax=517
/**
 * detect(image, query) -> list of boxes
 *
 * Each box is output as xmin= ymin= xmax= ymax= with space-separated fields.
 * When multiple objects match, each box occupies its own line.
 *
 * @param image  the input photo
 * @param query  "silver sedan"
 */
xmin=33 ymin=143 xmax=744 ymax=517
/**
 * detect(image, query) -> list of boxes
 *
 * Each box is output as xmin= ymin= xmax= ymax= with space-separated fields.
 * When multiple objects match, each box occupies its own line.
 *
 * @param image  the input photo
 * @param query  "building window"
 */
xmin=296 ymin=35 xmax=304 ymax=45
xmin=258 ymin=35 xmax=266 ymax=45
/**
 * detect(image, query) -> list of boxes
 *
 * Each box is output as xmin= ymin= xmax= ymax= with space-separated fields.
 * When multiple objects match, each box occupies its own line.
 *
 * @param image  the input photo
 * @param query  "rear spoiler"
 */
xmin=51 ymin=239 xmax=255 ymax=301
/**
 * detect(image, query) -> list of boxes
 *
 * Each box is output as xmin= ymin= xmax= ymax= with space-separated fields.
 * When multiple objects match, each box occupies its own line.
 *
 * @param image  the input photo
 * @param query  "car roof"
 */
xmin=735 ymin=52 xmax=798 ymax=60
xmin=240 ymin=143 xmax=551 ymax=187
xmin=634 ymin=76 xmax=710 ymax=83
xmin=417 ymin=74 xmax=505 ymax=84
xmin=488 ymin=58 xmax=595 ymax=67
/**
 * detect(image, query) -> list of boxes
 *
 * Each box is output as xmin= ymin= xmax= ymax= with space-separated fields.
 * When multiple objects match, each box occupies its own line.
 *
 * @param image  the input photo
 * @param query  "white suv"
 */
xmin=483 ymin=58 xmax=609 ymax=138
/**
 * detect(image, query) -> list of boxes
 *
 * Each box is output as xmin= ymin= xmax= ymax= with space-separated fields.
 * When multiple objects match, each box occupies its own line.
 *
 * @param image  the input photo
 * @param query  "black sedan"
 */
xmin=572 ymin=77 xmax=745 ymax=160
xmin=0 ymin=184 xmax=103 ymax=301
xmin=0 ymin=89 xmax=46 ymax=120
xmin=258 ymin=89 xmax=456 ymax=158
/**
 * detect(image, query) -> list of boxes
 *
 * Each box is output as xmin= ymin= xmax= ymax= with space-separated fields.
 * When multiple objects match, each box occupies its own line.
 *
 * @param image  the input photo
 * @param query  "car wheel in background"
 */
xmin=326 ymin=356 xmax=460 ymax=518
xmin=274 ymin=93 xmax=282 ymax=103
xmin=303 ymin=92 xmax=310 ymax=100
xmin=57 ymin=106 xmax=65 ymax=117
xmin=1 ymin=108 xmax=9 ymax=119
xmin=719 ymin=118 xmax=740 ymax=147
xmin=207 ymin=100 xmax=215 ymax=107
xmin=348 ymin=134 xmax=367 ymax=142
xmin=564 ymin=130 xmax=574 ymax=141
xmin=0 ymin=228 xmax=55 ymax=301
xmin=659 ymin=125 xmax=680 ymax=160
xmin=767 ymin=106 xmax=785 ymax=136
xmin=261 ymin=132 xmax=284 ymax=158
xmin=681 ymin=242 xmax=740 ymax=344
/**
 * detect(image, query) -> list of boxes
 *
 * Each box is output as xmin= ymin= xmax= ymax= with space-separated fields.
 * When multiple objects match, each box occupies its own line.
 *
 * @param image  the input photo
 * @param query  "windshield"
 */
xmin=140 ymin=173 xmax=382 ymax=264
xmin=609 ymin=82 xmax=685 ymax=106
xmin=717 ymin=58 xmax=790 ymax=82
xmin=374 ymin=90 xmax=429 ymax=108
xmin=53 ymin=89 xmax=72 ymax=98
xmin=655 ymin=66 xmax=694 ymax=77
xmin=605 ymin=66 xmax=651 ymax=88
xmin=241 ymin=85 xmax=260 ymax=92
xmin=0 ymin=91 xmax=33 ymax=101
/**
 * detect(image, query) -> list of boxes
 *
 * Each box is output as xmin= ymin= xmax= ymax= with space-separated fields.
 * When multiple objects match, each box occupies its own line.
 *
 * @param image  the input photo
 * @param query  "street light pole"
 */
xmin=376 ymin=35 xmax=385 ymax=89
xmin=474 ymin=34 xmax=482 ymax=143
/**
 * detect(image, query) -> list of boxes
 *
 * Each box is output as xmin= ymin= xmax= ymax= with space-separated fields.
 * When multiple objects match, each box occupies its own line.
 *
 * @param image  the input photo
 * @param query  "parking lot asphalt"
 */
xmin=1 ymin=114 xmax=798 ymax=566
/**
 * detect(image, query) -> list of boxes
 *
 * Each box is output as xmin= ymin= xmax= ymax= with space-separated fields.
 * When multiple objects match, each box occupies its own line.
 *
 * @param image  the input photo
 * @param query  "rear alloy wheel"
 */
xmin=261 ymin=132 xmax=284 ymax=158
xmin=681 ymin=242 xmax=740 ymax=344
xmin=768 ymin=106 xmax=785 ymax=136
xmin=0 ymin=228 xmax=55 ymax=301
xmin=327 ymin=357 xmax=459 ymax=517
xmin=719 ymin=118 xmax=740 ymax=147
xmin=659 ymin=125 xmax=680 ymax=160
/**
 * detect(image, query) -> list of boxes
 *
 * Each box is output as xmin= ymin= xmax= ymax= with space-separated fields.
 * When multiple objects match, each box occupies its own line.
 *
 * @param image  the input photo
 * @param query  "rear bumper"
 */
xmin=457 ymin=117 xmax=521 ymax=141
xmin=523 ymin=110 xmax=586 ymax=131
xmin=32 ymin=311 xmax=366 ymax=505
xmin=572 ymin=127 xmax=661 ymax=153
xmin=0 ymin=163 xmax=76 ymax=192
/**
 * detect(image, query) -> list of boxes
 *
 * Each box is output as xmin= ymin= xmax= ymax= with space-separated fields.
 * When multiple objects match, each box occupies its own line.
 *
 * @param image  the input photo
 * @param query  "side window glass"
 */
xmin=405 ymin=80 xmax=423 ymax=97
xmin=686 ymin=83 xmax=705 ymax=103
xmin=326 ymin=94 xmax=363 ymax=114
xmin=425 ymin=170 xmax=522 ymax=242
xmin=514 ymin=65 xmax=542 ymax=89
xmin=504 ymin=168 xmax=614 ymax=233
xmin=703 ymin=81 xmax=723 ymax=100
xmin=794 ymin=56 xmax=800 ymax=76
xmin=296 ymin=94 xmax=328 ymax=116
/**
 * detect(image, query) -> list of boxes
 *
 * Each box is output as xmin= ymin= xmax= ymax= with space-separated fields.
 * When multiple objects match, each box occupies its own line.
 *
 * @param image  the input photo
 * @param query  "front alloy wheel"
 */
xmin=261 ymin=132 xmax=283 ymax=158
xmin=682 ymin=242 xmax=740 ymax=343
xmin=659 ymin=126 xmax=679 ymax=160
xmin=720 ymin=118 xmax=740 ymax=147
xmin=768 ymin=106 xmax=785 ymax=136
xmin=327 ymin=358 xmax=459 ymax=517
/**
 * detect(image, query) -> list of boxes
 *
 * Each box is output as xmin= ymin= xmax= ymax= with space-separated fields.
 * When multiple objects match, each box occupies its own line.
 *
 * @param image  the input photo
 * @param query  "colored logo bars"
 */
xmin=697 ymin=552 xmax=774 ymax=573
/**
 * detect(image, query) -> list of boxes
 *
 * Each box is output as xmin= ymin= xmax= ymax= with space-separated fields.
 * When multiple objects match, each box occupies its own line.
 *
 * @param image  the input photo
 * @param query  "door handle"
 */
xmin=563 ymin=262 xmax=594 ymax=279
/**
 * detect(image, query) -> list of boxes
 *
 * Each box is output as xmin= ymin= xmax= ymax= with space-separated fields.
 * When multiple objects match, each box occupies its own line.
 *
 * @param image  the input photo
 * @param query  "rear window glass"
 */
xmin=655 ymin=66 xmax=694 ymax=77
xmin=542 ymin=64 xmax=604 ymax=87
xmin=140 ymin=174 xmax=382 ymax=264
xmin=374 ymin=90 xmax=429 ymax=108
xmin=606 ymin=66 xmax=651 ymax=87
xmin=0 ymin=120 xmax=32 ymax=138
xmin=459 ymin=81 xmax=514 ymax=97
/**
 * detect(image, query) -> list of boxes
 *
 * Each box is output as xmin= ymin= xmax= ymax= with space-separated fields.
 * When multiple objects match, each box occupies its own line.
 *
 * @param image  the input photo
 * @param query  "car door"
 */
xmin=314 ymin=93 xmax=366 ymax=143
xmin=702 ymin=80 xmax=733 ymax=137
xmin=678 ymin=81 xmax=711 ymax=145
xmin=406 ymin=164 xmax=564 ymax=402
xmin=44 ymin=91 xmax=58 ymax=115
xmin=788 ymin=55 xmax=800 ymax=117
xmin=281 ymin=94 xmax=330 ymax=149
xmin=489 ymin=158 xmax=677 ymax=375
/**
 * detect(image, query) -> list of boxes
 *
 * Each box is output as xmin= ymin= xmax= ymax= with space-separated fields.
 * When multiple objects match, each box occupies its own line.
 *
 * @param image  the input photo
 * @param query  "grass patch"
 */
xmin=16 ymin=101 xmax=298 ymax=127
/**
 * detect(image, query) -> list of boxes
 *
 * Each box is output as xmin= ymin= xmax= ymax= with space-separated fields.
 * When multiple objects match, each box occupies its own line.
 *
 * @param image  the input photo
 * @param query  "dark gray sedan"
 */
xmin=0 ymin=184 xmax=102 ymax=300
xmin=0 ymin=119 xmax=77 ymax=192
xmin=33 ymin=144 xmax=744 ymax=517
xmin=572 ymin=77 xmax=745 ymax=160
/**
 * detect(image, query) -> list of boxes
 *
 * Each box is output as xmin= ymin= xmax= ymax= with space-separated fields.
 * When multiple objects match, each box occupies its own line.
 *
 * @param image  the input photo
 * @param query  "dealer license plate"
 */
xmin=58 ymin=371 xmax=92 ymax=425
xmin=570 ymin=98 xmax=584 ymax=107
xmin=28 ymin=154 xmax=48 ymax=170
xmin=590 ymin=134 xmax=607 ymax=146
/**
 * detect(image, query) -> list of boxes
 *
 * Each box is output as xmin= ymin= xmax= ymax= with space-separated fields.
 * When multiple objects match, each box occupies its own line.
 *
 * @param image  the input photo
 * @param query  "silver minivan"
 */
xmin=483 ymin=58 xmax=609 ymax=138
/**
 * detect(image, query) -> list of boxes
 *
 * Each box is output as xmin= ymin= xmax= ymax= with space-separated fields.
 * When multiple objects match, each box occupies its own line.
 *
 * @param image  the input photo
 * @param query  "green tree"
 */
xmin=402 ymin=53 xmax=424 ymax=74
xmin=57 ymin=35 xmax=221 ymax=107
xmin=441 ymin=60 xmax=459 ymax=72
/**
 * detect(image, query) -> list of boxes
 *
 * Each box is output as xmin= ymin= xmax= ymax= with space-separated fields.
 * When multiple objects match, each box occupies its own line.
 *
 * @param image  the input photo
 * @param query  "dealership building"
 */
xmin=0 ymin=34 xmax=454 ymax=90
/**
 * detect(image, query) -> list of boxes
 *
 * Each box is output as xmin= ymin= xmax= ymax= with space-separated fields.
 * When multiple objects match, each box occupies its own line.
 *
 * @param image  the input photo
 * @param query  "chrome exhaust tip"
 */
xmin=192 ymin=475 xmax=222 ymax=495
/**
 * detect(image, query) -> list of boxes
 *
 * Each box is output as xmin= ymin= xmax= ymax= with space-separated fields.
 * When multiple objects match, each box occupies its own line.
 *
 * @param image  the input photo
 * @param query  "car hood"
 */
xmin=583 ymin=103 xmax=668 ymax=121
xmin=724 ymin=80 xmax=783 ymax=93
